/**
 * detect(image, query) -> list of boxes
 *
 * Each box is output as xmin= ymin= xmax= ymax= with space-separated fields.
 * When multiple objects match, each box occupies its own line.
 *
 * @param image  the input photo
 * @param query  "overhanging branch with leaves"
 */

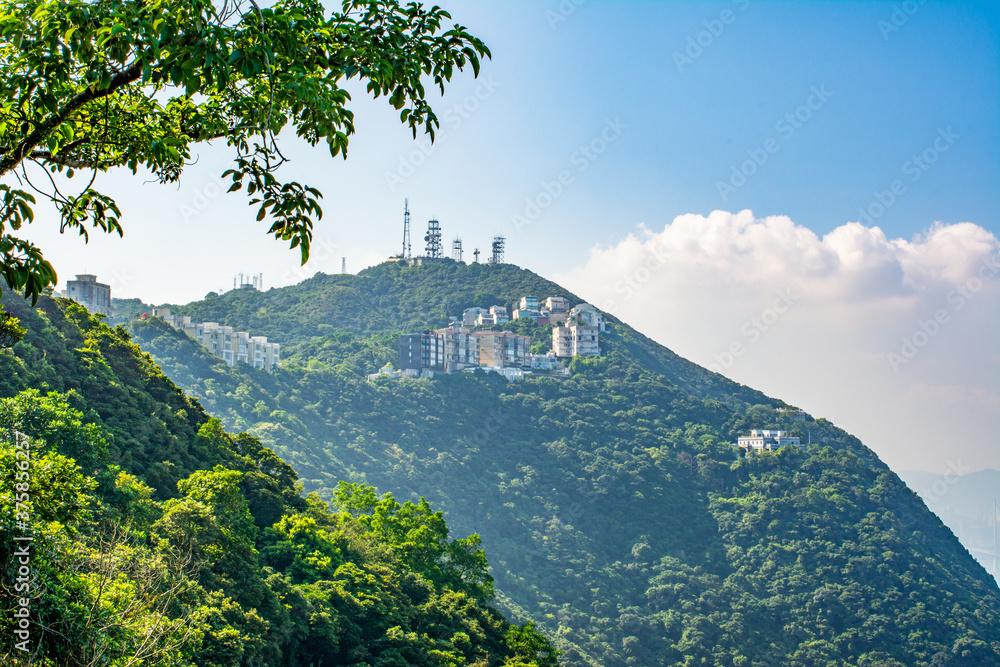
xmin=0 ymin=0 xmax=490 ymax=303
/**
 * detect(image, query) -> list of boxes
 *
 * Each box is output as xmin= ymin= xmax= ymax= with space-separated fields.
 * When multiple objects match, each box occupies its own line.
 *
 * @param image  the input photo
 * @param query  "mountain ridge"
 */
xmin=156 ymin=260 xmax=787 ymax=407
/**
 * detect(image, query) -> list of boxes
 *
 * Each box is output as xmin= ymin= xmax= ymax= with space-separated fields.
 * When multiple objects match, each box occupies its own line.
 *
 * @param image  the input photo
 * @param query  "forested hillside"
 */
xmin=126 ymin=260 xmax=1000 ymax=667
xmin=0 ymin=291 xmax=558 ymax=666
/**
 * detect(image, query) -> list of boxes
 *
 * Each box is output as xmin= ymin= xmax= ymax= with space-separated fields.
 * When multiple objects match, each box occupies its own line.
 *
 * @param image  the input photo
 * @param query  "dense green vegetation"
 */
xmin=123 ymin=260 xmax=1000 ymax=666
xmin=0 ymin=291 xmax=558 ymax=665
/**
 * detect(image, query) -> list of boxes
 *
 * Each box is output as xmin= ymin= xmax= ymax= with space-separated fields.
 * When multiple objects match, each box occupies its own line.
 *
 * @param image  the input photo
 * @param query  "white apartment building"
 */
xmin=569 ymin=303 xmax=605 ymax=331
xmin=736 ymin=430 xmax=801 ymax=451
xmin=63 ymin=274 xmax=112 ymax=316
xmin=530 ymin=352 xmax=559 ymax=370
xmin=519 ymin=296 xmax=539 ymax=312
xmin=152 ymin=309 xmax=280 ymax=372
xmin=552 ymin=323 xmax=600 ymax=358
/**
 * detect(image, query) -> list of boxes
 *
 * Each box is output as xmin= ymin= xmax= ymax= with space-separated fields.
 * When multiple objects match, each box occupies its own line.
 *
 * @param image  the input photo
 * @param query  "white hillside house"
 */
xmin=736 ymin=429 xmax=801 ymax=451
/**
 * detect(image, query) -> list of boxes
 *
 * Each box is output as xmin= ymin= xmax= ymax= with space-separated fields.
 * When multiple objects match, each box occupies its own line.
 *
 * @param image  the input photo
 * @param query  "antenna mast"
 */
xmin=401 ymin=199 xmax=412 ymax=260
xmin=473 ymin=248 xmax=481 ymax=263
xmin=425 ymin=218 xmax=443 ymax=259
xmin=452 ymin=237 xmax=463 ymax=262
xmin=490 ymin=235 xmax=505 ymax=264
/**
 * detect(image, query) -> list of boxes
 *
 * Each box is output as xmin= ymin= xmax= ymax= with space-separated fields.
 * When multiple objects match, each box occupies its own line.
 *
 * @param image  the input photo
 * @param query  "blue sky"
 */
xmin=22 ymin=1 xmax=999 ymax=473
xmin=30 ymin=0 xmax=998 ymax=282
xmin=460 ymin=0 xmax=999 ymax=247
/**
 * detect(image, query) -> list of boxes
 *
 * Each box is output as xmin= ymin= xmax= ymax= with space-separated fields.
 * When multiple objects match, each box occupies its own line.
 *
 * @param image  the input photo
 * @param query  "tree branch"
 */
xmin=0 ymin=58 xmax=147 ymax=177
xmin=29 ymin=151 xmax=99 ymax=170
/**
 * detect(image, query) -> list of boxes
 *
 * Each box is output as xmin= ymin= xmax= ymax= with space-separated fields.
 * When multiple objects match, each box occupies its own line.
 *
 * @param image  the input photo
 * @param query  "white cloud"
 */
xmin=556 ymin=210 xmax=1000 ymax=473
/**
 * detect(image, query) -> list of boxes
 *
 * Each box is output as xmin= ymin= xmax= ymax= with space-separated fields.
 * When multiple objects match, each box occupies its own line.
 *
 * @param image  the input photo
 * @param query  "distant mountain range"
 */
xmin=113 ymin=259 xmax=1000 ymax=666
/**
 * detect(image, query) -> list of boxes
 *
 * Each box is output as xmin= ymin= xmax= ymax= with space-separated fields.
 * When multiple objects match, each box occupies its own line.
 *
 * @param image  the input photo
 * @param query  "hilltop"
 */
xmin=161 ymin=259 xmax=772 ymax=404
xmin=125 ymin=260 xmax=1000 ymax=667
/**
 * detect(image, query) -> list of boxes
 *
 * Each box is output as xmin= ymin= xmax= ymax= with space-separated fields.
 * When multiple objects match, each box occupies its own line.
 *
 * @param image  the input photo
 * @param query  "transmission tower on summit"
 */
xmin=400 ymin=199 xmax=412 ymax=260
xmin=425 ymin=219 xmax=443 ymax=259
xmin=473 ymin=248 xmax=481 ymax=263
xmin=452 ymin=237 xmax=463 ymax=262
xmin=490 ymin=235 xmax=505 ymax=264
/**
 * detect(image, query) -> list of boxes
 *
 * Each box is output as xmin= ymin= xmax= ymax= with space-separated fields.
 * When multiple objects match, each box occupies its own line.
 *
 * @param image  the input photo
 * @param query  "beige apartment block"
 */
xmin=545 ymin=296 xmax=569 ymax=313
xmin=434 ymin=327 xmax=481 ymax=372
xmin=473 ymin=331 xmax=530 ymax=368
xmin=153 ymin=309 xmax=280 ymax=372
xmin=462 ymin=307 xmax=488 ymax=326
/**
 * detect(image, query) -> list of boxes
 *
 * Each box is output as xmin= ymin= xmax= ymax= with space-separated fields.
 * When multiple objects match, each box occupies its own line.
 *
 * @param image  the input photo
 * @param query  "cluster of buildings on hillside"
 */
xmin=379 ymin=297 xmax=605 ymax=380
xmin=461 ymin=296 xmax=573 ymax=327
xmin=59 ymin=274 xmax=112 ymax=316
xmin=735 ymin=429 xmax=802 ymax=452
xmin=151 ymin=309 xmax=281 ymax=373
xmin=52 ymin=273 xmax=281 ymax=373
xmin=56 ymin=271 xmax=598 ymax=383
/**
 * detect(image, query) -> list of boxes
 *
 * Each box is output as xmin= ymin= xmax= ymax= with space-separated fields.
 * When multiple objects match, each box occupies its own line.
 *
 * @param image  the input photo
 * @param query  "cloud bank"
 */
xmin=557 ymin=211 xmax=1000 ymax=472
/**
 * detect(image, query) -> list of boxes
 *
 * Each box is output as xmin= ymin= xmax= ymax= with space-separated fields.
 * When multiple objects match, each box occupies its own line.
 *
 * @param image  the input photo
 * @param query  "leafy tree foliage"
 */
xmin=333 ymin=481 xmax=494 ymax=603
xmin=0 ymin=309 xmax=25 ymax=346
xmin=0 ymin=0 xmax=488 ymax=301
